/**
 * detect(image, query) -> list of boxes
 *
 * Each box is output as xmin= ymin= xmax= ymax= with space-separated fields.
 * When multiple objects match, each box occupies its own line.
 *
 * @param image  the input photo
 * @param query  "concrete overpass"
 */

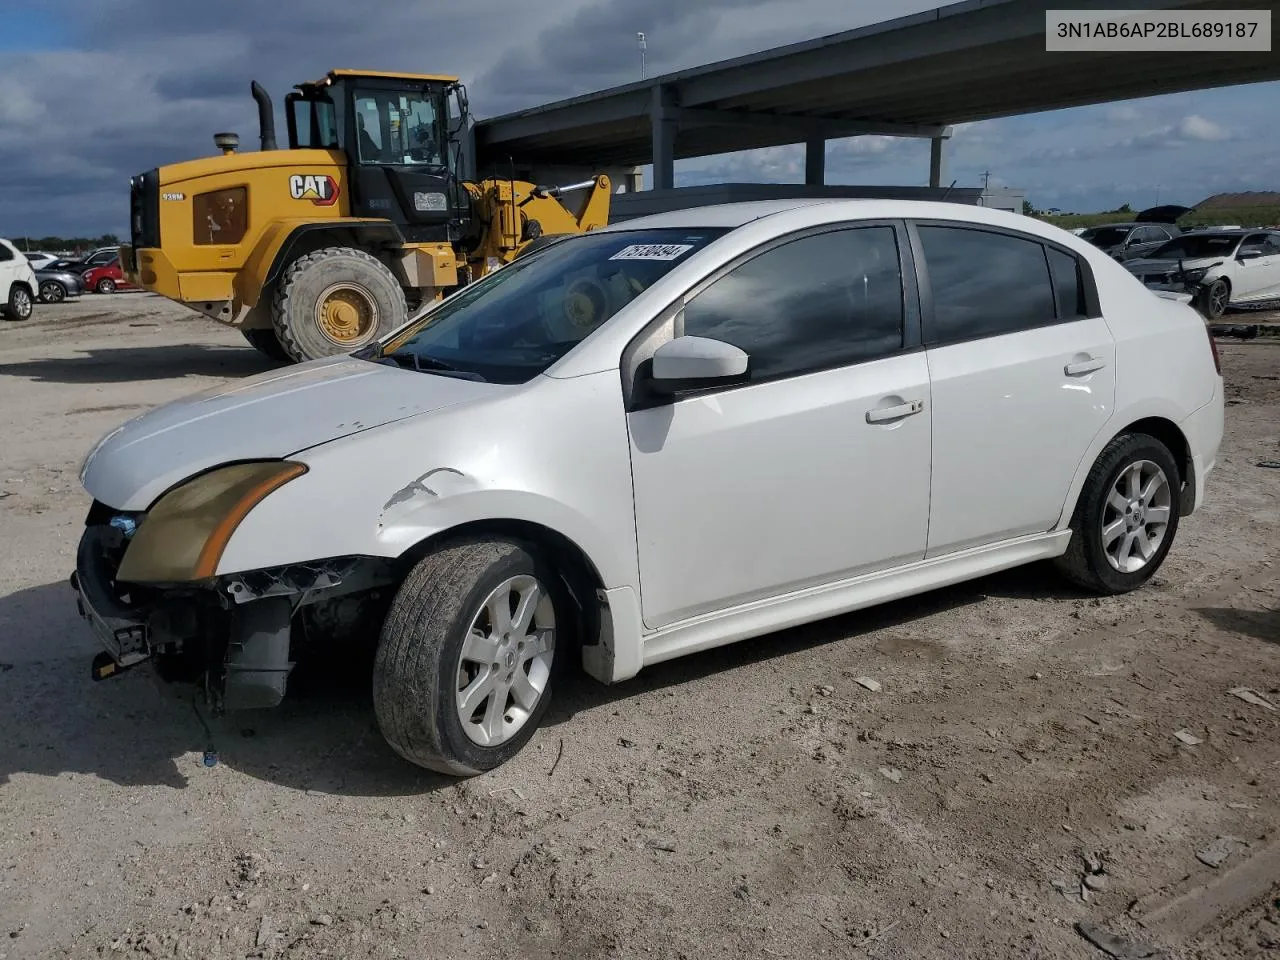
xmin=474 ymin=0 xmax=1280 ymax=190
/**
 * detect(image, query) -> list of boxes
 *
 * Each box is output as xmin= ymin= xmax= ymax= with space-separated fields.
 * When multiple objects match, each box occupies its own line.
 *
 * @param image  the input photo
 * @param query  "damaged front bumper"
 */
xmin=70 ymin=513 xmax=395 ymax=711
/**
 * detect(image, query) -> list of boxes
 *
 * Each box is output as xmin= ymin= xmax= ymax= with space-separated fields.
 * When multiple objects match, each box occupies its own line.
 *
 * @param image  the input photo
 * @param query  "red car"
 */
xmin=82 ymin=258 xmax=137 ymax=294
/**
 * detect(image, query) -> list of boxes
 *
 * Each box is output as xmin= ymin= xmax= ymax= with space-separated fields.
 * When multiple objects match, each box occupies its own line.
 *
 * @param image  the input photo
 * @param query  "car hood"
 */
xmin=81 ymin=355 xmax=511 ymax=510
xmin=1124 ymin=256 xmax=1220 ymax=273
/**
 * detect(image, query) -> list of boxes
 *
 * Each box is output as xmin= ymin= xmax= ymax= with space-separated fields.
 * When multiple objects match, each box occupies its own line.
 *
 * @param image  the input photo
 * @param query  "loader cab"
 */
xmin=285 ymin=70 xmax=474 ymax=244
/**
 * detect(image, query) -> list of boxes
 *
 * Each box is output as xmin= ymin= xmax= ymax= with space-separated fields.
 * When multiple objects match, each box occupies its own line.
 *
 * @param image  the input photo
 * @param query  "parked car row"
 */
xmin=1 ymin=239 xmax=142 ymax=319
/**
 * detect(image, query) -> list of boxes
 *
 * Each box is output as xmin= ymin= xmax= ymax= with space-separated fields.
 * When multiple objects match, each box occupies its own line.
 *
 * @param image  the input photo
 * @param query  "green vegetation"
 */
xmin=1036 ymin=206 xmax=1280 ymax=231
xmin=5 ymin=234 xmax=119 ymax=253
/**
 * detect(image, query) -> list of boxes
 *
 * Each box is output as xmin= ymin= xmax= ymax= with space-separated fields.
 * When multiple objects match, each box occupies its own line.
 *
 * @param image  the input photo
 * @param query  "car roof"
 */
xmin=596 ymin=198 xmax=1076 ymax=235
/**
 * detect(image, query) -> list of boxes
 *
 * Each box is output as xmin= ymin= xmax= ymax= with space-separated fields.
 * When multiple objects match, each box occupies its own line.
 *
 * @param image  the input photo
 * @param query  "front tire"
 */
xmin=373 ymin=539 xmax=567 ymax=776
xmin=271 ymin=247 xmax=407 ymax=363
xmin=38 ymin=280 xmax=66 ymax=304
xmin=3 ymin=284 xmax=33 ymax=320
xmin=1054 ymin=433 xmax=1182 ymax=594
xmin=1197 ymin=278 xmax=1229 ymax=319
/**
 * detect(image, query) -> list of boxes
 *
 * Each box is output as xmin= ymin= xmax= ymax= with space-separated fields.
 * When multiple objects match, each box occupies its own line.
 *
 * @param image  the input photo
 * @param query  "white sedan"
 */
xmin=1124 ymin=229 xmax=1280 ymax=318
xmin=72 ymin=199 xmax=1225 ymax=775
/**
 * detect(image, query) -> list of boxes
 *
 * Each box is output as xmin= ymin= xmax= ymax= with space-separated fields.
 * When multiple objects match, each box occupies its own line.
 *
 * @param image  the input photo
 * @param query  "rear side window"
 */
xmin=1046 ymin=247 xmax=1086 ymax=319
xmin=682 ymin=226 xmax=905 ymax=382
xmin=917 ymin=225 xmax=1057 ymax=343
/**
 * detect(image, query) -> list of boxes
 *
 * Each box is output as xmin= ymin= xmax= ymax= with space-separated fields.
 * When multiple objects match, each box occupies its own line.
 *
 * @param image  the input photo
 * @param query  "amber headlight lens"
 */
xmin=116 ymin=461 xmax=307 ymax=583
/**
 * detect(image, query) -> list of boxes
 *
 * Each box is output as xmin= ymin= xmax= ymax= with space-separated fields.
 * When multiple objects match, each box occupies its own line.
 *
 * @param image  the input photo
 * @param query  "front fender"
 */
xmin=215 ymin=371 xmax=640 ymax=592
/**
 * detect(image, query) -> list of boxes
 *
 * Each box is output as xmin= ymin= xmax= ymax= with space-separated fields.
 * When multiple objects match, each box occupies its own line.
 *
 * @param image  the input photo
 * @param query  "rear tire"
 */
xmin=1053 ymin=433 xmax=1182 ymax=594
xmin=3 ymin=284 xmax=33 ymax=320
xmin=373 ymin=538 xmax=568 ymax=776
xmin=271 ymin=247 xmax=406 ymax=363
xmin=96 ymin=278 xmax=116 ymax=294
xmin=240 ymin=327 xmax=290 ymax=362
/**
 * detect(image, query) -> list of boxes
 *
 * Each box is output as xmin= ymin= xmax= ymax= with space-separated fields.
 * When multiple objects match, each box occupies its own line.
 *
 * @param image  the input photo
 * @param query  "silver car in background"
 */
xmin=34 ymin=267 xmax=84 ymax=303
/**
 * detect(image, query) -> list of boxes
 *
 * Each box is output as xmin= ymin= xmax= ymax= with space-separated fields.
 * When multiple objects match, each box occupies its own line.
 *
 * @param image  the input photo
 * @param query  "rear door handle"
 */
xmin=1065 ymin=357 xmax=1107 ymax=376
xmin=866 ymin=399 xmax=925 ymax=423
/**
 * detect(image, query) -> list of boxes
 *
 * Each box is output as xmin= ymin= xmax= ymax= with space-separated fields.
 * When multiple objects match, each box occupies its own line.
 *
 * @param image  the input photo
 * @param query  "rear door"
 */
xmin=0 ymin=242 xmax=21 ymax=296
xmin=911 ymin=221 xmax=1116 ymax=557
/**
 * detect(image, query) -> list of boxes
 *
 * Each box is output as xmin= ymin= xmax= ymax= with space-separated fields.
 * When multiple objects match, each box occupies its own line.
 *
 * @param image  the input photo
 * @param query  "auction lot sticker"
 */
xmin=610 ymin=244 xmax=695 ymax=261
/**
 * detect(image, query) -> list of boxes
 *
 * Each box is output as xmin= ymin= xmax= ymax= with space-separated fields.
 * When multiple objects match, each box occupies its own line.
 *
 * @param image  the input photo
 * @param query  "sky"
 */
xmin=1 ymin=0 xmax=1278 ymax=239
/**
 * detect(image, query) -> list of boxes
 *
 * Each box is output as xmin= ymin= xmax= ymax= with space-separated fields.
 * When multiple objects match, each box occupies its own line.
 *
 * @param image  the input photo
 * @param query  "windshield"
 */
xmin=376 ymin=228 xmax=729 ymax=384
xmin=354 ymin=89 xmax=447 ymax=166
xmin=1080 ymin=227 xmax=1130 ymax=247
xmin=1150 ymin=234 xmax=1242 ymax=260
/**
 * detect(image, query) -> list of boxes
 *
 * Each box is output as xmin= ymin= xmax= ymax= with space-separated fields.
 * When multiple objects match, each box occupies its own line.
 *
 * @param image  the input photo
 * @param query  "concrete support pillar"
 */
xmin=804 ymin=137 xmax=826 ymax=186
xmin=928 ymin=127 xmax=953 ymax=188
xmin=650 ymin=85 xmax=677 ymax=191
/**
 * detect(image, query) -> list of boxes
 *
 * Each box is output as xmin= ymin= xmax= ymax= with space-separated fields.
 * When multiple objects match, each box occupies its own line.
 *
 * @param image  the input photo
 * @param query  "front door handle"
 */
xmin=866 ymin=399 xmax=925 ymax=423
xmin=1065 ymin=357 xmax=1107 ymax=376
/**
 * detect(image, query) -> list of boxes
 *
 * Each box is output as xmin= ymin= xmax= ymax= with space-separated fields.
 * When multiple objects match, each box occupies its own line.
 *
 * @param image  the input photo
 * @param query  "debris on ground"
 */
xmin=854 ymin=677 xmax=882 ymax=692
xmin=879 ymin=766 xmax=903 ymax=783
xmin=1075 ymin=921 xmax=1166 ymax=959
xmin=1228 ymin=687 xmax=1276 ymax=711
xmin=1195 ymin=836 xmax=1247 ymax=869
xmin=1173 ymin=729 xmax=1203 ymax=746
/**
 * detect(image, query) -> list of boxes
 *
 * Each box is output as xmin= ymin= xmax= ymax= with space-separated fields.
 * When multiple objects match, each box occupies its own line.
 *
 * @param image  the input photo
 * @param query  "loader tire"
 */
xmin=241 ymin=327 xmax=290 ymax=363
xmin=271 ymin=246 xmax=406 ymax=363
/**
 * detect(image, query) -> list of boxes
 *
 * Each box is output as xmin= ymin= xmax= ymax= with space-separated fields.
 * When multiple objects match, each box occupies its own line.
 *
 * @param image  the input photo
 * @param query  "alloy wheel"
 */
xmin=455 ymin=574 xmax=556 ymax=747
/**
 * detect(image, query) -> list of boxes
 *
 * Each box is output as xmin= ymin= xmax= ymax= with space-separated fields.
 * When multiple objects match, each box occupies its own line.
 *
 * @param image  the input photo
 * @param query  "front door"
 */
xmin=1230 ymin=233 xmax=1280 ymax=301
xmin=625 ymin=223 xmax=933 ymax=630
xmin=911 ymin=222 xmax=1117 ymax=556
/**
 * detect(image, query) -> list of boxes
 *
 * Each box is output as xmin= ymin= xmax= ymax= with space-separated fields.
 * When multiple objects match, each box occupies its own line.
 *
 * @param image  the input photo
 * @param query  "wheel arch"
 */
xmin=9 ymin=279 xmax=34 ymax=298
xmin=1057 ymin=411 xmax=1196 ymax=530
xmin=396 ymin=517 xmax=608 ymax=664
xmin=264 ymin=220 xmax=406 ymax=290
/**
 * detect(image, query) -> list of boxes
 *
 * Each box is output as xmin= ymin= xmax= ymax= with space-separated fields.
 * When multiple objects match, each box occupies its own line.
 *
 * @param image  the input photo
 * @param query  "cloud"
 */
xmin=1177 ymin=114 xmax=1229 ymax=142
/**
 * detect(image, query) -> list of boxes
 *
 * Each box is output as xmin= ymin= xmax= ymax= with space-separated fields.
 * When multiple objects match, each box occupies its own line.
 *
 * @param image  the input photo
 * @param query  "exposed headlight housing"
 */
xmin=116 ymin=461 xmax=307 ymax=583
xmin=1180 ymin=267 xmax=1211 ymax=283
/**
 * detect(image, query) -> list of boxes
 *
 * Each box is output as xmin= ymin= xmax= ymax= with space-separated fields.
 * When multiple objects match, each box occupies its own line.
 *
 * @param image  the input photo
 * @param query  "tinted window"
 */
xmin=382 ymin=228 xmax=728 ymax=384
xmin=1264 ymin=235 xmax=1280 ymax=255
xmin=1081 ymin=226 xmax=1130 ymax=247
xmin=0 ymin=245 xmax=12 ymax=262
xmin=1047 ymin=247 xmax=1086 ymax=318
xmin=918 ymin=226 xmax=1055 ymax=342
xmin=1240 ymin=233 xmax=1270 ymax=255
xmin=681 ymin=226 xmax=904 ymax=381
xmin=1151 ymin=234 xmax=1241 ymax=259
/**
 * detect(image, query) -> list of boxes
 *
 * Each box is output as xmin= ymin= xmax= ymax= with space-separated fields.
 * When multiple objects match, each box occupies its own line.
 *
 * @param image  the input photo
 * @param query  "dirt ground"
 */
xmin=0 ymin=293 xmax=1277 ymax=960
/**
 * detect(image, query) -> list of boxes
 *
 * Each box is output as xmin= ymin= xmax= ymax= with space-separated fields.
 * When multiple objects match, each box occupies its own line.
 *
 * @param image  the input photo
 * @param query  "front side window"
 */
xmin=354 ymin=89 xmax=446 ymax=167
xmin=917 ymin=225 xmax=1056 ymax=342
xmin=681 ymin=226 xmax=905 ymax=382
xmin=379 ymin=228 xmax=728 ymax=384
xmin=1080 ymin=226 xmax=1130 ymax=247
xmin=0 ymin=244 xmax=12 ymax=262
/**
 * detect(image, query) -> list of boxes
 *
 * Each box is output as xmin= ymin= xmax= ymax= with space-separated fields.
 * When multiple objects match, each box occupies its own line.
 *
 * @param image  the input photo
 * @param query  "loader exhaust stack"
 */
xmin=251 ymin=81 xmax=278 ymax=151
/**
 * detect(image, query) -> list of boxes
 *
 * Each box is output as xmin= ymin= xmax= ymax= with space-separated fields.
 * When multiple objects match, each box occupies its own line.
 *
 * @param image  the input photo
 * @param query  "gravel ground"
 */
xmin=0 ymin=293 xmax=1277 ymax=960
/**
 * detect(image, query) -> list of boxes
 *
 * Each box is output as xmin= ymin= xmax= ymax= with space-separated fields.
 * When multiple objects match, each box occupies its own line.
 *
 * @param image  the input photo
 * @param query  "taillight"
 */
xmin=1205 ymin=323 xmax=1222 ymax=375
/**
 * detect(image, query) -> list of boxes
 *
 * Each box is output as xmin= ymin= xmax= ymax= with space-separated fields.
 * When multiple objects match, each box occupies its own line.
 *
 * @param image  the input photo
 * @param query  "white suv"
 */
xmin=72 ymin=200 xmax=1224 ymax=775
xmin=0 ymin=238 xmax=38 ymax=320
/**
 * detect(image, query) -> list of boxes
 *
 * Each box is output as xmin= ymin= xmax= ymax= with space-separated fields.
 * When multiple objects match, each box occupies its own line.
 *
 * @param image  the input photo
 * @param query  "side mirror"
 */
xmin=647 ymin=335 xmax=749 ymax=395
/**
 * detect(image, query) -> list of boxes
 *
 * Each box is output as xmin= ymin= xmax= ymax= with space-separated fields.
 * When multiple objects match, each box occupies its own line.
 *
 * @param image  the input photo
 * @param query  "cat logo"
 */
xmin=288 ymin=174 xmax=339 ymax=206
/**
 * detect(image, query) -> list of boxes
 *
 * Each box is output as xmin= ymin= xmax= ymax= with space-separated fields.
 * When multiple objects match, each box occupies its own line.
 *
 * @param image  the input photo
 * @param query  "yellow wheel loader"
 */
xmin=120 ymin=70 xmax=612 ymax=363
